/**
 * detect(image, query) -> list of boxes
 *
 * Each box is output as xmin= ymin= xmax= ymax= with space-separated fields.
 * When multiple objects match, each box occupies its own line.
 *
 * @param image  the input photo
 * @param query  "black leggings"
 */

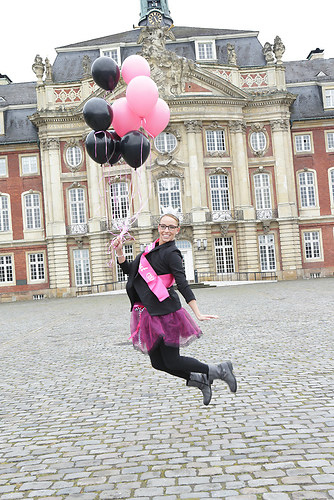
xmin=148 ymin=339 xmax=209 ymax=381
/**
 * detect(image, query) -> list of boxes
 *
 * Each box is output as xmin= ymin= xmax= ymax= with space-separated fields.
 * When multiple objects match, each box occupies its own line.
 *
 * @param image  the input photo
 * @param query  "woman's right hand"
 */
xmin=112 ymin=237 xmax=124 ymax=257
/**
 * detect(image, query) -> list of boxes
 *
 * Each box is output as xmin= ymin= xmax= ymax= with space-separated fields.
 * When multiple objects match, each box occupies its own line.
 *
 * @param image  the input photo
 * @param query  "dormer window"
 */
xmin=101 ymin=46 xmax=121 ymax=65
xmin=195 ymin=40 xmax=216 ymax=61
xmin=324 ymin=88 xmax=334 ymax=108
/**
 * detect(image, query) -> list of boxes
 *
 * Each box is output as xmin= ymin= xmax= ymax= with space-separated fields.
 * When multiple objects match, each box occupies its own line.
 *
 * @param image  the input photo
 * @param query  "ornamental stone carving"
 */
xmin=184 ymin=120 xmax=203 ymax=133
xmin=177 ymin=227 xmax=193 ymax=240
xmin=270 ymin=119 xmax=290 ymax=131
xmin=250 ymin=122 xmax=265 ymax=133
xmin=228 ymin=120 xmax=246 ymax=134
xmin=227 ymin=43 xmax=237 ymax=66
xmin=45 ymin=58 xmax=52 ymax=82
xmin=262 ymin=220 xmax=271 ymax=234
xmin=41 ymin=137 xmax=60 ymax=150
xmin=138 ymin=26 xmax=194 ymax=97
xmin=82 ymin=55 xmax=92 ymax=78
xmin=263 ymin=43 xmax=275 ymax=65
xmin=210 ymin=167 xmax=229 ymax=175
xmin=220 ymin=223 xmax=229 ymax=237
xmin=32 ymin=54 xmax=45 ymax=83
xmin=154 ymin=154 xmax=185 ymax=168
xmin=273 ymin=36 xmax=285 ymax=64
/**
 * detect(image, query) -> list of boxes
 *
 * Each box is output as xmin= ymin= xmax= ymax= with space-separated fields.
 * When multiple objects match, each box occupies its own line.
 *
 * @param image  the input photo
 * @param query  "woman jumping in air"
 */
xmin=113 ymin=213 xmax=237 ymax=405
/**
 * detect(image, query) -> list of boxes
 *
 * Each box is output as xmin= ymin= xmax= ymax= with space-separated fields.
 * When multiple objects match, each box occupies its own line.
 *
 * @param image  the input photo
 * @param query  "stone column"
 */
xmin=132 ymin=165 xmax=152 ymax=228
xmin=271 ymin=119 xmax=302 ymax=277
xmin=184 ymin=120 xmax=206 ymax=223
xmin=86 ymin=156 xmax=105 ymax=233
xmin=40 ymin=137 xmax=70 ymax=291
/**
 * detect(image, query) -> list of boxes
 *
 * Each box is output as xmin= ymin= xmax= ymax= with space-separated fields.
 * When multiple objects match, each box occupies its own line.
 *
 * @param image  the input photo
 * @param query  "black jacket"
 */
xmin=119 ymin=240 xmax=196 ymax=316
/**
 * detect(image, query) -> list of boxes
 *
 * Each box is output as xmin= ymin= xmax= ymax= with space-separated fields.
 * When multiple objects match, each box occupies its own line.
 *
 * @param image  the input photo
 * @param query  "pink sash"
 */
xmin=138 ymin=239 xmax=175 ymax=302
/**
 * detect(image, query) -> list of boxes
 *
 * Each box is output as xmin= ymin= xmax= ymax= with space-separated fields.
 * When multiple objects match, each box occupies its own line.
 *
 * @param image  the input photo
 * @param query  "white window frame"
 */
xmin=325 ymin=131 xmax=334 ymax=152
xmin=298 ymin=171 xmax=317 ymax=208
xmin=0 ymin=254 xmax=15 ymax=285
xmin=323 ymin=87 xmax=334 ymax=109
xmin=0 ymin=157 xmax=8 ymax=177
xmin=100 ymin=46 xmax=121 ymax=65
xmin=65 ymin=146 xmax=83 ymax=169
xmin=69 ymin=188 xmax=86 ymax=224
xmin=195 ymin=40 xmax=216 ymax=61
xmin=258 ymin=234 xmax=276 ymax=272
xmin=117 ymin=245 xmax=133 ymax=282
xmin=73 ymin=249 xmax=91 ymax=287
xmin=206 ymin=130 xmax=226 ymax=152
xmin=254 ymin=173 xmax=272 ymax=210
xmin=302 ymin=230 xmax=322 ymax=261
xmin=329 ymin=168 xmax=334 ymax=207
xmin=110 ymin=182 xmax=130 ymax=220
xmin=24 ymin=193 xmax=42 ymax=230
xmin=0 ymin=111 xmax=4 ymax=135
xmin=250 ymin=131 xmax=267 ymax=152
xmin=20 ymin=155 xmax=39 ymax=176
xmin=158 ymin=177 xmax=182 ymax=214
xmin=294 ymin=133 xmax=313 ymax=154
xmin=0 ymin=194 xmax=10 ymax=232
xmin=154 ymin=132 xmax=177 ymax=154
xmin=214 ymin=237 xmax=235 ymax=274
xmin=209 ymin=174 xmax=230 ymax=212
xmin=28 ymin=252 xmax=46 ymax=283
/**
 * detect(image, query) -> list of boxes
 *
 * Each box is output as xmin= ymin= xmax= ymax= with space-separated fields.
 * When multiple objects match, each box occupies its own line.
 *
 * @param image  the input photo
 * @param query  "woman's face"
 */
xmin=158 ymin=215 xmax=180 ymax=244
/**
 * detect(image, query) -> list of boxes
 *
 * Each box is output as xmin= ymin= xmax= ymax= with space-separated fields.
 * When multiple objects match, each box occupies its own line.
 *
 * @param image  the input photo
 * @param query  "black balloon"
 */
xmin=108 ymin=131 xmax=122 ymax=165
xmin=91 ymin=56 xmax=120 ymax=92
xmin=83 ymin=97 xmax=113 ymax=131
xmin=85 ymin=131 xmax=116 ymax=165
xmin=120 ymin=131 xmax=151 ymax=169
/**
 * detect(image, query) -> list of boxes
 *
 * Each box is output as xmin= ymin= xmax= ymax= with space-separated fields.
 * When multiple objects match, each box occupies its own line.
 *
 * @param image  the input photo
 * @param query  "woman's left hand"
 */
xmin=196 ymin=313 xmax=219 ymax=321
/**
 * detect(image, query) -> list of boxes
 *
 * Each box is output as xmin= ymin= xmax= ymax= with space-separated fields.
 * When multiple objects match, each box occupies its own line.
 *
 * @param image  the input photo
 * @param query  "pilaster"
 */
xmin=236 ymin=221 xmax=259 ymax=273
xmin=47 ymin=237 xmax=70 ymax=291
xmin=278 ymin=219 xmax=302 ymax=279
xmin=184 ymin=120 xmax=206 ymax=222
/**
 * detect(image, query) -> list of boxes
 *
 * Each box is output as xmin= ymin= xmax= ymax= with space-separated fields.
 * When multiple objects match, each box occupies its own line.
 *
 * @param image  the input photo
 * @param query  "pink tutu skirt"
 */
xmin=129 ymin=304 xmax=202 ymax=354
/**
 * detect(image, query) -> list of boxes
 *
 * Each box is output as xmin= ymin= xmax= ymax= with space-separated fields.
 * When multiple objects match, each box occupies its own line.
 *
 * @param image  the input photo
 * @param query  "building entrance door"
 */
xmin=176 ymin=240 xmax=195 ymax=282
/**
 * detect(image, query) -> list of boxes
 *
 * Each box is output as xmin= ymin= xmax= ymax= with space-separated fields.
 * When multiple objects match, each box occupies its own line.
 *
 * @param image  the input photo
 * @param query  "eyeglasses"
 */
xmin=159 ymin=224 xmax=179 ymax=231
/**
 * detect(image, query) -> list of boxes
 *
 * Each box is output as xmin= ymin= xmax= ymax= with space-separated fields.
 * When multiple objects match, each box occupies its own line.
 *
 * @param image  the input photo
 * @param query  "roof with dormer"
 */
xmin=0 ymin=82 xmax=37 ymax=144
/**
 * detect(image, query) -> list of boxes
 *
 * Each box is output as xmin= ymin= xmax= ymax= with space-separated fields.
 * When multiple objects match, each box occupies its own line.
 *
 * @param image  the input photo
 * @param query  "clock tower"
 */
xmin=138 ymin=0 xmax=173 ymax=27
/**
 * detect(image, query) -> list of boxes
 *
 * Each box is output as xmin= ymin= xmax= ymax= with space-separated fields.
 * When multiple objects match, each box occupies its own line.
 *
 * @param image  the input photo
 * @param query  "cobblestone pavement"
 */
xmin=1 ymin=279 xmax=334 ymax=500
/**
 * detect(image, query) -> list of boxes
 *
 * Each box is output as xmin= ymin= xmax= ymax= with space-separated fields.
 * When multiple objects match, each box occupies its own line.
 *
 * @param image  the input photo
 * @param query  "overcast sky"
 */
xmin=1 ymin=0 xmax=333 ymax=83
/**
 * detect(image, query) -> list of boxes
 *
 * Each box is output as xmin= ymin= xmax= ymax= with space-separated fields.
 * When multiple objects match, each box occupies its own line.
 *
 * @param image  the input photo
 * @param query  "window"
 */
xmin=329 ymin=169 xmax=334 ymax=204
xmin=24 ymin=193 xmax=41 ymax=229
xmin=154 ymin=133 xmax=177 ymax=154
xmin=326 ymin=132 xmax=334 ymax=150
xmin=210 ymin=175 xmax=230 ymax=211
xmin=158 ymin=178 xmax=182 ymax=214
xmin=0 ymin=195 xmax=10 ymax=232
xmin=101 ymin=47 xmax=120 ymax=65
xmin=324 ymin=88 xmax=334 ymax=108
xmin=110 ymin=182 xmax=129 ymax=219
xmin=21 ymin=155 xmax=38 ymax=175
xmin=0 ymin=255 xmax=14 ymax=283
xmin=295 ymin=134 xmax=311 ymax=153
xmin=196 ymin=41 xmax=216 ymax=60
xmin=250 ymin=132 xmax=267 ymax=152
xmin=66 ymin=146 xmax=82 ymax=168
xmin=215 ymin=237 xmax=235 ymax=273
xmin=259 ymin=234 xmax=276 ymax=271
xmin=304 ymin=231 xmax=321 ymax=259
xmin=0 ymin=157 xmax=7 ymax=177
xmin=28 ymin=253 xmax=45 ymax=281
xmin=69 ymin=188 xmax=86 ymax=224
xmin=117 ymin=245 xmax=133 ymax=282
xmin=73 ymin=249 xmax=91 ymax=286
xmin=206 ymin=130 xmax=226 ymax=152
xmin=0 ymin=111 xmax=4 ymax=135
xmin=254 ymin=173 xmax=272 ymax=210
xmin=299 ymin=171 xmax=316 ymax=208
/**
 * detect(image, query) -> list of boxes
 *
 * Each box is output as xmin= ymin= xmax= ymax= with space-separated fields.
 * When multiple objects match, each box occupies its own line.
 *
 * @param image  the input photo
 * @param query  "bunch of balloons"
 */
xmin=83 ymin=54 xmax=170 ymax=169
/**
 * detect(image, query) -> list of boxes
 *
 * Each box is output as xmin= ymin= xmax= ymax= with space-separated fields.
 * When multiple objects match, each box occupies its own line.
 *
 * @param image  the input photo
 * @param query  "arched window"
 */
xmin=299 ymin=171 xmax=316 ymax=207
xmin=66 ymin=146 xmax=83 ymax=168
xmin=69 ymin=188 xmax=86 ymax=224
xmin=0 ymin=194 xmax=10 ymax=232
xmin=24 ymin=193 xmax=41 ymax=229
xmin=158 ymin=177 xmax=182 ymax=213
xmin=110 ymin=182 xmax=129 ymax=219
xmin=209 ymin=174 xmax=230 ymax=211
xmin=250 ymin=131 xmax=267 ymax=152
xmin=154 ymin=132 xmax=177 ymax=154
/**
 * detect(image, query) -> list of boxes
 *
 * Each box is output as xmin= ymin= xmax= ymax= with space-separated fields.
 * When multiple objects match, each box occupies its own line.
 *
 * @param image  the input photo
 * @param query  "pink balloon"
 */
xmin=121 ymin=55 xmax=151 ymax=85
xmin=126 ymin=76 xmax=159 ymax=118
xmin=111 ymin=97 xmax=141 ymax=137
xmin=143 ymin=98 xmax=170 ymax=138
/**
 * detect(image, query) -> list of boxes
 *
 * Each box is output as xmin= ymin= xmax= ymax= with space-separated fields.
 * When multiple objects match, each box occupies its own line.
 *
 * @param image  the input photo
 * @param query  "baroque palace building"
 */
xmin=1 ymin=1 xmax=334 ymax=301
